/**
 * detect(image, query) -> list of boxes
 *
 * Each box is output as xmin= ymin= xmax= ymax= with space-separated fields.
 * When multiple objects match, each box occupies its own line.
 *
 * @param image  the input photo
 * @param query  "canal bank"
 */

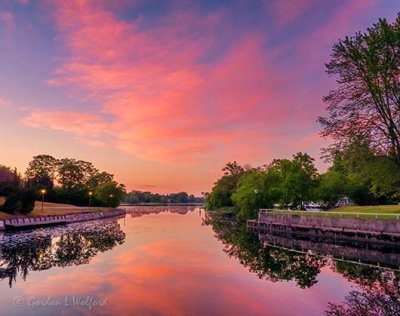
xmin=247 ymin=210 xmax=400 ymax=243
xmin=0 ymin=209 xmax=126 ymax=231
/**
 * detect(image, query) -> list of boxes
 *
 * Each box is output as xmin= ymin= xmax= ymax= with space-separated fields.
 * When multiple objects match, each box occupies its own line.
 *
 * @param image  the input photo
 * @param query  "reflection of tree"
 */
xmin=204 ymin=211 xmax=400 ymax=303
xmin=0 ymin=219 xmax=125 ymax=287
xmin=0 ymin=236 xmax=51 ymax=287
xmin=326 ymin=270 xmax=400 ymax=315
xmin=203 ymin=212 xmax=325 ymax=288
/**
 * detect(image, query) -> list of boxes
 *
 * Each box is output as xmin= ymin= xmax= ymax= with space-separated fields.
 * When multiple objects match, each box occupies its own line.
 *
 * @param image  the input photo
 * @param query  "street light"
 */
xmin=109 ymin=194 xmax=114 ymax=198
xmin=254 ymin=189 xmax=259 ymax=211
xmin=88 ymin=191 xmax=93 ymax=207
xmin=40 ymin=189 xmax=47 ymax=211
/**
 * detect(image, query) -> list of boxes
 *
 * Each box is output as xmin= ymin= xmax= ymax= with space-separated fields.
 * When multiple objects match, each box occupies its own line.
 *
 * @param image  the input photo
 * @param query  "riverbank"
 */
xmin=267 ymin=205 xmax=400 ymax=219
xmin=0 ymin=201 xmax=116 ymax=220
xmin=248 ymin=210 xmax=400 ymax=243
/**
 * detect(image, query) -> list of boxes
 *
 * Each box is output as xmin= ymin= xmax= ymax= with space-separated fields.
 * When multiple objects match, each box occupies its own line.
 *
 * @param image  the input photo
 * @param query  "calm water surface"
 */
xmin=0 ymin=206 xmax=399 ymax=315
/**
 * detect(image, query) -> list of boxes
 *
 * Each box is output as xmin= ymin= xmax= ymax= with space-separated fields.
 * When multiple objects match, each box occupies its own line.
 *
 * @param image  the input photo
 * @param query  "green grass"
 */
xmin=270 ymin=205 xmax=400 ymax=220
xmin=0 ymin=201 xmax=113 ymax=220
xmin=334 ymin=205 xmax=400 ymax=213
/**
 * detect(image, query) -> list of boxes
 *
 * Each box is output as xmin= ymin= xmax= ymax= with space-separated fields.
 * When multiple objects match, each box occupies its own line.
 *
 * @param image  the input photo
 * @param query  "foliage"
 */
xmin=123 ymin=190 xmax=203 ymax=204
xmin=266 ymin=152 xmax=318 ymax=207
xmin=25 ymin=154 xmax=58 ymax=181
xmin=319 ymin=15 xmax=400 ymax=166
xmin=1 ymin=155 xmax=125 ymax=213
xmin=23 ymin=155 xmax=123 ymax=207
xmin=1 ymin=186 xmax=37 ymax=214
xmin=315 ymin=169 xmax=347 ymax=207
xmin=206 ymin=175 xmax=239 ymax=209
xmin=232 ymin=170 xmax=273 ymax=218
xmin=0 ymin=165 xmax=20 ymax=196
xmin=324 ymin=141 xmax=400 ymax=205
xmin=0 ymin=220 xmax=125 ymax=287
xmin=207 ymin=154 xmax=319 ymax=217
xmin=203 ymin=212 xmax=326 ymax=288
xmin=94 ymin=182 xmax=126 ymax=207
xmin=206 ymin=162 xmax=248 ymax=210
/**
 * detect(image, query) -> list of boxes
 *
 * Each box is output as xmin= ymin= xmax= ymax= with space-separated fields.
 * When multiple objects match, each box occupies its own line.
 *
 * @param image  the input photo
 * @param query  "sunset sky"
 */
xmin=0 ymin=0 xmax=399 ymax=195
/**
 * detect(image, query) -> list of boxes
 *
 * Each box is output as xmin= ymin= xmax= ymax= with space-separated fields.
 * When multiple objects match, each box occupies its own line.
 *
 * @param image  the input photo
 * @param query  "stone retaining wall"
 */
xmin=257 ymin=212 xmax=400 ymax=234
xmin=0 ymin=209 xmax=126 ymax=230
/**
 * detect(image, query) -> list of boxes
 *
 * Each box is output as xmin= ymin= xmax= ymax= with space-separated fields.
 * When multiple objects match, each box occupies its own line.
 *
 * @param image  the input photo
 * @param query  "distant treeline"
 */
xmin=123 ymin=190 xmax=204 ymax=204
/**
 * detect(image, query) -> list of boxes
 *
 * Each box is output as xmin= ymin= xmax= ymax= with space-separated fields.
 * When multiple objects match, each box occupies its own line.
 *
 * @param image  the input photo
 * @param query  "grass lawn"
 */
xmin=334 ymin=205 xmax=400 ymax=213
xmin=270 ymin=205 xmax=400 ymax=220
xmin=0 ymin=201 xmax=113 ymax=220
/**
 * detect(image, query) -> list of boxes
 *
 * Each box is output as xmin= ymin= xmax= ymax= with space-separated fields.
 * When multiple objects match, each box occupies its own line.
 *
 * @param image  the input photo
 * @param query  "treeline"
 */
xmin=206 ymin=146 xmax=400 ymax=218
xmin=0 ymin=154 xmax=125 ymax=214
xmin=124 ymin=190 xmax=204 ymax=204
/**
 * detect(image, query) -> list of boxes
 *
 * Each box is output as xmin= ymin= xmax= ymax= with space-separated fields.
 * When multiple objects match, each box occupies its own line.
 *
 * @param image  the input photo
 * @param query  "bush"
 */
xmin=2 ymin=187 xmax=37 ymax=214
xmin=95 ymin=182 xmax=124 ymax=207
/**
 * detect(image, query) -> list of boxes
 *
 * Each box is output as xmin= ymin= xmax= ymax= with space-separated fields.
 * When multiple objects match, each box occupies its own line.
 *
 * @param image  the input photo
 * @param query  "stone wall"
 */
xmin=258 ymin=212 xmax=400 ymax=234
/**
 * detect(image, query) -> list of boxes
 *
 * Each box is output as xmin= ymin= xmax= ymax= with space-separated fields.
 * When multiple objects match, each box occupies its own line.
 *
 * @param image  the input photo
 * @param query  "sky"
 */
xmin=0 ymin=0 xmax=399 ymax=195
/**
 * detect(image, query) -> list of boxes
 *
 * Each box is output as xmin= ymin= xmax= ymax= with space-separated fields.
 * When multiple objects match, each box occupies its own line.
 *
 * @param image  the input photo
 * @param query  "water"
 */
xmin=0 ymin=206 xmax=398 ymax=315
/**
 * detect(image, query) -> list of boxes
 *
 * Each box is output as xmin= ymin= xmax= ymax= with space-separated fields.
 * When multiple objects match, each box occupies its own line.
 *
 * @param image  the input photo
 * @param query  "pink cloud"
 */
xmin=0 ymin=11 xmax=14 ymax=29
xmin=269 ymin=0 xmax=320 ymax=28
xmin=23 ymin=0 xmax=293 ymax=164
xmin=0 ymin=97 xmax=10 ymax=107
xmin=22 ymin=0 xmax=380 ymax=168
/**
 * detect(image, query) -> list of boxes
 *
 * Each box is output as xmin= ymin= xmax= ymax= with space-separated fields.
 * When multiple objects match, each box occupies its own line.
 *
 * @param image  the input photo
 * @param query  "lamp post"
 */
xmin=254 ymin=189 xmax=259 ymax=210
xmin=40 ymin=189 xmax=47 ymax=211
xmin=88 ymin=191 xmax=93 ymax=207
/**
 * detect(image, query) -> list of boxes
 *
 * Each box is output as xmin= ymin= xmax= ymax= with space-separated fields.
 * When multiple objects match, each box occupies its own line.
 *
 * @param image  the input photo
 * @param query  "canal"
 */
xmin=0 ymin=206 xmax=398 ymax=315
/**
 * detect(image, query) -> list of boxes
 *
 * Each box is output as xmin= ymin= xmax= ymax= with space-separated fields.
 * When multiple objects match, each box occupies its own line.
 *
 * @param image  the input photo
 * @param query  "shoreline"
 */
xmin=0 ymin=208 xmax=126 ymax=231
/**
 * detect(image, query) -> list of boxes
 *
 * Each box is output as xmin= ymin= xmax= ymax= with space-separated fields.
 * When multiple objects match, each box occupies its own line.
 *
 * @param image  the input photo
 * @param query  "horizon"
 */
xmin=1 ymin=0 xmax=399 ymax=195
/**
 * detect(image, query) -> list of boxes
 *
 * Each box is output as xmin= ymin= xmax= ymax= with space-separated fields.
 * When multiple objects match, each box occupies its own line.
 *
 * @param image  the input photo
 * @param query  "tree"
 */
xmin=206 ymin=175 xmax=238 ymax=209
xmin=319 ymin=15 xmax=400 ymax=166
xmin=86 ymin=171 xmax=114 ymax=190
xmin=94 ymin=181 xmax=125 ymax=207
xmin=57 ymin=159 xmax=86 ymax=190
xmin=326 ymin=141 xmax=400 ymax=204
xmin=25 ymin=155 xmax=59 ymax=181
xmin=2 ymin=186 xmax=37 ymax=214
xmin=315 ymin=169 xmax=347 ymax=207
xmin=232 ymin=170 xmax=271 ymax=218
xmin=0 ymin=165 xmax=36 ymax=214
xmin=222 ymin=161 xmax=245 ymax=176
xmin=266 ymin=153 xmax=318 ymax=207
xmin=206 ymin=162 xmax=247 ymax=209
xmin=25 ymin=154 xmax=58 ymax=185
xmin=0 ymin=165 xmax=20 ymax=196
xmin=57 ymin=159 xmax=98 ymax=191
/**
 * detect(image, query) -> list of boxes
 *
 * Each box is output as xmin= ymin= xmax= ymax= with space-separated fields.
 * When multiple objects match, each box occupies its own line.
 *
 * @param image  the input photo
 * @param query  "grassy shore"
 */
xmin=0 ymin=201 xmax=114 ymax=220
xmin=270 ymin=205 xmax=400 ymax=219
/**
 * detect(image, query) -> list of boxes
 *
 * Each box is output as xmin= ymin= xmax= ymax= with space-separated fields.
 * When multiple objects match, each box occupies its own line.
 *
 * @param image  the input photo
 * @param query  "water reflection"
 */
xmin=326 ymin=268 xmax=400 ymax=315
xmin=123 ymin=205 xmax=195 ymax=217
xmin=204 ymin=212 xmax=400 ymax=314
xmin=0 ymin=218 xmax=125 ymax=287
xmin=203 ymin=212 xmax=327 ymax=288
xmin=0 ymin=207 xmax=399 ymax=315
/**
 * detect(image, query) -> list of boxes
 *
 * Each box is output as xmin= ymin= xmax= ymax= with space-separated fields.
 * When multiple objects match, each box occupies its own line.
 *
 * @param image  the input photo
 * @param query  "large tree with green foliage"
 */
xmin=267 ymin=153 xmax=318 ymax=207
xmin=94 ymin=181 xmax=125 ymax=207
xmin=319 ymin=14 xmax=400 ymax=166
xmin=206 ymin=162 xmax=247 ymax=209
